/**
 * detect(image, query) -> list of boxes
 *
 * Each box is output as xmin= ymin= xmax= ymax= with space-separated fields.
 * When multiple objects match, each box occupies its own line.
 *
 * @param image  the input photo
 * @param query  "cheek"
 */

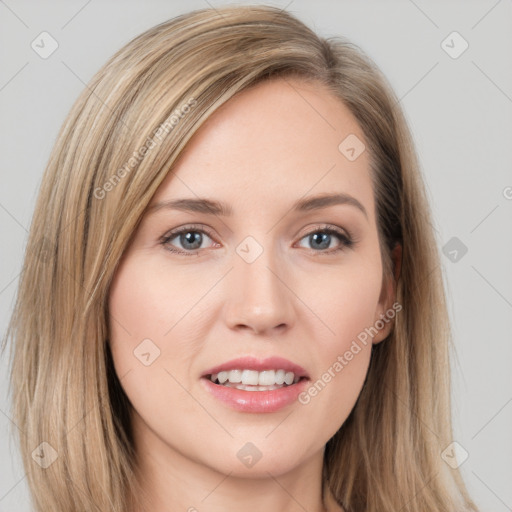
xmin=108 ymin=254 xmax=208 ymax=365
xmin=107 ymin=256 xmax=176 ymax=403
xmin=295 ymin=256 xmax=382 ymax=427
xmin=107 ymin=257 xmax=204 ymax=427
xmin=108 ymin=255 xmax=181 ymax=342
xmin=305 ymin=253 xmax=383 ymax=346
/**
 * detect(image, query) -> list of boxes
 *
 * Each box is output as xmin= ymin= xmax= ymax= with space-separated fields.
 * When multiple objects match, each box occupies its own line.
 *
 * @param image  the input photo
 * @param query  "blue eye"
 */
xmin=160 ymin=224 xmax=354 ymax=256
xmin=297 ymin=228 xmax=354 ymax=253
xmin=160 ymin=225 xmax=216 ymax=256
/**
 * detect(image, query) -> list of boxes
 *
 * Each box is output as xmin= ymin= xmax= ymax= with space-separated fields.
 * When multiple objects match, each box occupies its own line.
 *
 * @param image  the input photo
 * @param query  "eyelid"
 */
xmin=296 ymin=222 xmax=352 ymax=241
xmin=293 ymin=223 xmax=355 ymax=254
xmin=159 ymin=223 xmax=218 ymax=246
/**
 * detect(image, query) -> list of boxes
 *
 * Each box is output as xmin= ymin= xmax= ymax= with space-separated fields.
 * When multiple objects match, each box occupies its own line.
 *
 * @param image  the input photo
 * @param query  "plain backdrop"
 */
xmin=1 ymin=1 xmax=511 ymax=511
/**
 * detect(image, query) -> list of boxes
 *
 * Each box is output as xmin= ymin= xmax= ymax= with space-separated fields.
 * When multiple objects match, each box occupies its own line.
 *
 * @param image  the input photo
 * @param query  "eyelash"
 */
xmin=159 ymin=223 xmax=355 ymax=257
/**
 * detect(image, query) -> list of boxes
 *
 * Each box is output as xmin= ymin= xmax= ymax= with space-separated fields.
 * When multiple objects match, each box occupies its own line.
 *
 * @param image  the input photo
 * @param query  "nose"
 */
xmin=223 ymin=244 xmax=295 ymax=336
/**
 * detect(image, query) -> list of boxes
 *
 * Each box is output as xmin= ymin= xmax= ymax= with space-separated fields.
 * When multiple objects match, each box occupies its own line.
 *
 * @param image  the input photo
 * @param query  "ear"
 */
xmin=372 ymin=243 xmax=402 ymax=344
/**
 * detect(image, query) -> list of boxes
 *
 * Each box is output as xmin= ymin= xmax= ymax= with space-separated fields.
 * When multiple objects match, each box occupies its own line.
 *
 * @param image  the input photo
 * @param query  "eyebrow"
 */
xmin=147 ymin=192 xmax=368 ymax=219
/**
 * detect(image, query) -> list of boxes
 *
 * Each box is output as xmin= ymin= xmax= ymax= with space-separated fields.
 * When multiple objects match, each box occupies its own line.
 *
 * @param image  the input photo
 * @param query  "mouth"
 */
xmin=200 ymin=357 xmax=310 ymax=413
xmin=204 ymin=369 xmax=308 ymax=391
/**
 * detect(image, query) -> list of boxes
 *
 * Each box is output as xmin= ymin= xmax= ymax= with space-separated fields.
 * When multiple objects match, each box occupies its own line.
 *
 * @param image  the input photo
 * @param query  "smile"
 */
xmin=200 ymin=356 xmax=310 ymax=413
xmin=208 ymin=369 xmax=301 ymax=390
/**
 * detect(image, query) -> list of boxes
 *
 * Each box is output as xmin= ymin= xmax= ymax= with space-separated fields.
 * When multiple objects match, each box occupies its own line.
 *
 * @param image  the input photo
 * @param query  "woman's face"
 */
xmin=108 ymin=78 xmax=396 ymax=480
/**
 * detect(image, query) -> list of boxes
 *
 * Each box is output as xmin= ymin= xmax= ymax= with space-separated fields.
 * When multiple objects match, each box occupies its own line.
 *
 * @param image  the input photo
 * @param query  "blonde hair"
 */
xmin=3 ymin=5 xmax=479 ymax=512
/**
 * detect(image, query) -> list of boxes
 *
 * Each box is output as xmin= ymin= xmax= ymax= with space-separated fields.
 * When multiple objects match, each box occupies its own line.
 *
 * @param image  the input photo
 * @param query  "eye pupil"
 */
xmin=310 ymin=232 xmax=331 ymax=250
xmin=181 ymin=231 xmax=202 ymax=249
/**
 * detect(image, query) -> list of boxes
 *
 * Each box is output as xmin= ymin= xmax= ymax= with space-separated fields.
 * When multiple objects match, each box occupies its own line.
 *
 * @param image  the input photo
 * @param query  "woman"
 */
xmin=4 ymin=5 xmax=480 ymax=512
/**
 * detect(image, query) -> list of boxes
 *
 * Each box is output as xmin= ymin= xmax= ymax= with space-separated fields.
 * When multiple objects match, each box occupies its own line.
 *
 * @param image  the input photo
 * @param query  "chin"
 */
xmin=201 ymin=437 xmax=316 ymax=478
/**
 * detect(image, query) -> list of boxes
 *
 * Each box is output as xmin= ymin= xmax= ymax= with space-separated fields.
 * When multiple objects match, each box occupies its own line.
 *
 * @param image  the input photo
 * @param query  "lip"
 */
xmin=200 ymin=356 xmax=310 ymax=413
xmin=200 ymin=376 xmax=309 ymax=413
xmin=201 ymin=356 xmax=309 ymax=378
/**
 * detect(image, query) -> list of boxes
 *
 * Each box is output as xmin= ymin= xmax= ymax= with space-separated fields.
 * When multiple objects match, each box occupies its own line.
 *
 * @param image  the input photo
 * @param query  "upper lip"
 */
xmin=202 ymin=356 xmax=309 ymax=379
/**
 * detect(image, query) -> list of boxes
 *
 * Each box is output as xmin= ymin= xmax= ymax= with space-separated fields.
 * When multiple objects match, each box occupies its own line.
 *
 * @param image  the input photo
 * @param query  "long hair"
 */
xmin=3 ymin=5 xmax=479 ymax=511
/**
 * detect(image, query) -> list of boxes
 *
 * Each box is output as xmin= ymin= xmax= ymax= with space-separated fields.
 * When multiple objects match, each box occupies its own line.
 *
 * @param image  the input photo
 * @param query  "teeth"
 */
xmin=228 ymin=369 xmax=242 ymax=383
xmin=258 ymin=370 xmax=275 ymax=386
xmin=208 ymin=369 xmax=301 ymax=387
xmin=222 ymin=382 xmax=284 ymax=391
xmin=241 ymin=369 xmax=259 ymax=386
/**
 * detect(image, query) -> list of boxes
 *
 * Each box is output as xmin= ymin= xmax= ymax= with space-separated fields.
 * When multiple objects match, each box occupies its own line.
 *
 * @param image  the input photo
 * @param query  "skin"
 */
xmin=108 ymin=77 xmax=399 ymax=512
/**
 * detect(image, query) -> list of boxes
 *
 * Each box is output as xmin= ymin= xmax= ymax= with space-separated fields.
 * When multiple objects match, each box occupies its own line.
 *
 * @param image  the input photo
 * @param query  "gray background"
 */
xmin=1 ymin=1 xmax=511 ymax=510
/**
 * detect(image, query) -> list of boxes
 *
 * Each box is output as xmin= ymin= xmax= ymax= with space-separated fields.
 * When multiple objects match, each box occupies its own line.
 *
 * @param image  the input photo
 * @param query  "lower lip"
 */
xmin=200 ymin=377 xmax=309 ymax=413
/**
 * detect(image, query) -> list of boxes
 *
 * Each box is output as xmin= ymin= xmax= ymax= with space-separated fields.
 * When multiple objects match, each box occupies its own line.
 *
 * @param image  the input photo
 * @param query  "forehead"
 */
xmin=151 ymin=78 xmax=375 ymax=221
